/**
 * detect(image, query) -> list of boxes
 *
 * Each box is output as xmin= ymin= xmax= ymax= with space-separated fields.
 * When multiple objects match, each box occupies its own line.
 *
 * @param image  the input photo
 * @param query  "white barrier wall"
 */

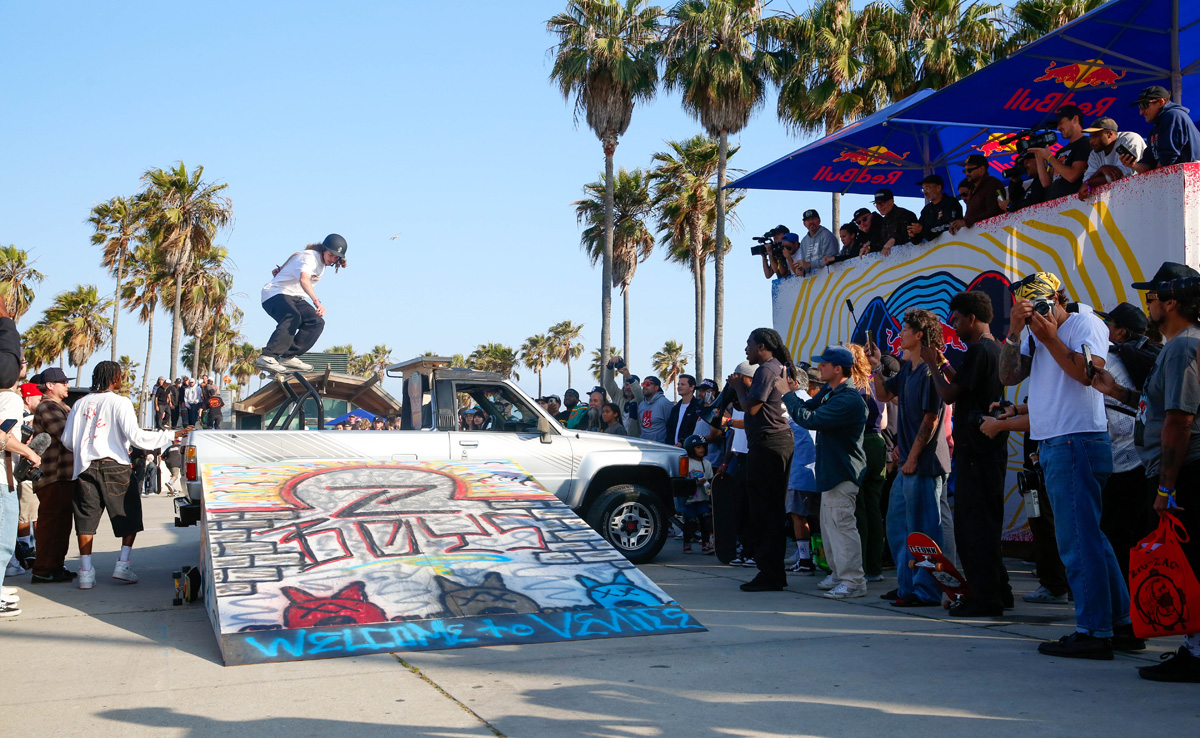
xmin=772 ymin=163 xmax=1200 ymax=540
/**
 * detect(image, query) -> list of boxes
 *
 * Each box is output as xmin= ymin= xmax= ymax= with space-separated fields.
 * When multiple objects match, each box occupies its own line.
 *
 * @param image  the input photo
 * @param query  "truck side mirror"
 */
xmin=537 ymin=416 xmax=554 ymax=444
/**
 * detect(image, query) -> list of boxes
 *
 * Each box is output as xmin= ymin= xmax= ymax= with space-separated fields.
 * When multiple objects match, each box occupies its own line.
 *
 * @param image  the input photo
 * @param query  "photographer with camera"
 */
xmin=1091 ymin=263 xmax=1200 ymax=682
xmin=1027 ymin=105 xmax=1090 ymax=200
xmin=1123 ymin=86 xmax=1200 ymax=173
xmin=873 ymin=189 xmax=919 ymax=257
xmin=999 ymin=271 xmax=1139 ymax=659
xmin=609 ymin=357 xmax=673 ymax=443
xmin=908 ymin=175 xmax=962 ymax=246
xmin=793 ymin=210 xmax=838 ymax=277
xmin=950 ymin=155 xmax=1005 ymax=234
xmin=1077 ymin=117 xmax=1146 ymax=199
xmin=755 ymin=225 xmax=792 ymax=280
xmin=921 ymin=291 xmax=1012 ymax=616
xmin=1004 ymin=154 xmax=1046 ymax=213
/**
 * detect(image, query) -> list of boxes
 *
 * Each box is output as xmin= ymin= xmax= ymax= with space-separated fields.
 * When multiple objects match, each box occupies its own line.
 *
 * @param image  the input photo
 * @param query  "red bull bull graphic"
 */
xmin=974 ymin=134 xmax=1017 ymax=157
xmin=832 ymin=145 xmax=910 ymax=166
xmin=1033 ymin=60 xmax=1127 ymax=90
xmin=815 ymin=145 xmax=910 ymax=185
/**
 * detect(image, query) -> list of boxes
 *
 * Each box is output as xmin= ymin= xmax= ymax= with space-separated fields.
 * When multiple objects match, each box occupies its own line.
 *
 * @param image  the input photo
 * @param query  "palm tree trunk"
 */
xmin=565 ymin=359 xmax=572 ymax=392
xmin=623 ymin=287 xmax=631 ymax=360
xmin=832 ymin=192 xmax=841 ymax=234
xmin=600 ymin=138 xmax=617 ymax=393
xmin=210 ymin=327 xmax=218 ymax=381
xmin=537 ymin=369 xmax=543 ymax=398
xmin=141 ymin=313 xmax=155 ymax=426
xmin=699 ymin=262 xmax=707 ymax=381
xmin=713 ymin=130 xmax=728 ymax=381
xmin=170 ymin=270 xmax=185 ymax=381
xmin=689 ymin=213 xmax=705 ymax=383
xmin=192 ymin=332 xmax=202 ymax=379
xmin=111 ymin=249 xmax=124 ymax=362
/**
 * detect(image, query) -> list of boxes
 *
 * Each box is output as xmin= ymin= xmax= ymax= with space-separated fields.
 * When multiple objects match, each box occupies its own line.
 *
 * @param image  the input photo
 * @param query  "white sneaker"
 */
xmin=1 ymin=592 xmax=18 ymax=604
xmin=6 ymin=561 xmax=25 ymax=577
xmin=279 ymin=356 xmax=313 ymax=372
xmin=866 ymin=574 xmax=885 ymax=582
xmin=0 ymin=602 xmax=20 ymax=618
xmin=824 ymin=582 xmax=867 ymax=599
xmin=255 ymin=354 xmax=285 ymax=373
xmin=78 ymin=568 xmax=96 ymax=590
xmin=817 ymin=573 xmax=838 ymax=590
xmin=112 ymin=560 xmax=138 ymax=584
xmin=1 ymin=586 xmax=16 ymax=597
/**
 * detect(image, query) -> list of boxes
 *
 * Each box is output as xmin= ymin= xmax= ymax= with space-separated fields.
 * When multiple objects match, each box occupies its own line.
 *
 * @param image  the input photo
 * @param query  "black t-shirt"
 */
xmin=1046 ymin=137 xmax=1090 ymax=200
xmin=912 ymin=198 xmax=963 ymax=243
xmin=880 ymin=206 xmax=919 ymax=247
xmin=154 ymin=384 xmax=171 ymax=404
xmin=950 ymin=338 xmax=1008 ymax=456
xmin=744 ymin=357 xmax=789 ymax=445
xmin=863 ymin=216 xmax=887 ymax=253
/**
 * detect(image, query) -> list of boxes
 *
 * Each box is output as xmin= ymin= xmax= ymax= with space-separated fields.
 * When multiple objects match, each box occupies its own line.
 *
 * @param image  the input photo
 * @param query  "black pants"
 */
xmin=747 ymin=432 xmax=795 ymax=585
xmin=1101 ymin=465 xmax=1151 ymax=581
xmin=728 ymin=453 xmax=754 ymax=554
xmin=953 ymin=450 xmax=1012 ymax=608
xmin=262 ymin=294 xmax=324 ymax=359
xmin=208 ymin=409 xmax=222 ymax=430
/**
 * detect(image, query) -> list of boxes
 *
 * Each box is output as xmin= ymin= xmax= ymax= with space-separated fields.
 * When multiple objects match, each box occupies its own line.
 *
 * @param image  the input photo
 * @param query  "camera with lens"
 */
xmin=1005 ymin=126 xmax=1059 ymax=155
xmin=1153 ymin=277 xmax=1200 ymax=301
xmin=971 ymin=400 xmax=1014 ymax=427
xmin=605 ymin=357 xmax=627 ymax=371
xmin=749 ymin=225 xmax=788 ymax=258
xmin=1031 ymin=296 xmax=1053 ymax=317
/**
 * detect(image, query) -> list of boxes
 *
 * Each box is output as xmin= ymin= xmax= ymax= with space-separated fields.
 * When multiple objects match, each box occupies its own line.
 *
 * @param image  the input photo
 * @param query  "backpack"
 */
xmin=207 ymin=394 xmax=223 ymax=409
xmin=1110 ymin=337 xmax=1162 ymax=390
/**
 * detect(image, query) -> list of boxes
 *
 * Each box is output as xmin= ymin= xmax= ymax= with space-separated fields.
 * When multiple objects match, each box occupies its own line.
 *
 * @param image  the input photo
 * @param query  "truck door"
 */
xmin=447 ymin=381 xmax=576 ymax=502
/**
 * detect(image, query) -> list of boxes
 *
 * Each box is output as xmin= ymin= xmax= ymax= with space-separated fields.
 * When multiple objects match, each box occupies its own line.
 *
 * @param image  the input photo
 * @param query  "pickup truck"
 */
xmin=175 ymin=362 xmax=694 ymax=563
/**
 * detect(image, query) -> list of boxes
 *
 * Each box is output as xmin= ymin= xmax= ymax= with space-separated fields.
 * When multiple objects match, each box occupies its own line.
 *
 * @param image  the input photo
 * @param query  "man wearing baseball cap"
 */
xmin=852 ymin=208 xmax=886 ymax=254
xmin=950 ymin=154 xmax=1005 ymax=234
xmin=792 ymin=210 xmax=838 ymax=277
xmin=1028 ymin=104 xmax=1091 ymax=200
xmin=873 ymin=189 xmax=918 ymax=257
xmin=909 ymin=175 xmax=962 ymax=245
xmin=29 ymin=368 xmax=76 ymax=583
xmin=1123 ymin=86 xmax=1200 ymax=173
xmin=1077 ymin=117 xmax=1146 ymax=200
xmin=778 ymin=345 xmax=868 ymax=598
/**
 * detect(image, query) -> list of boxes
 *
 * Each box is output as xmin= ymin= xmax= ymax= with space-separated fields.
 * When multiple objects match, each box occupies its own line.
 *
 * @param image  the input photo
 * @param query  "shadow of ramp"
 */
xmin=98 ymin=707 xmax=487 ymax=738
xmin=198 ymin=459 xmax=704 ymax=666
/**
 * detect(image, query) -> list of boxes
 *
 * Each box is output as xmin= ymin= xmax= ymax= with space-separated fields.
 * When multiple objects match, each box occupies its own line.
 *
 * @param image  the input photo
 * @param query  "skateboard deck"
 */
xmin=172 ymin=565 xmax=202 ymax=606
xmin=710 ymin=472 xmax=738 ymax=564
xmin=906 ymin=532 xmax=968 ymax=607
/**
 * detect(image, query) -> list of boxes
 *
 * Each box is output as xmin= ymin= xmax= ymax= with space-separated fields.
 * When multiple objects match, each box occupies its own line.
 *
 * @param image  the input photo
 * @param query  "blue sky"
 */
xmin=1 ymin=1 xmax=900 ymax=399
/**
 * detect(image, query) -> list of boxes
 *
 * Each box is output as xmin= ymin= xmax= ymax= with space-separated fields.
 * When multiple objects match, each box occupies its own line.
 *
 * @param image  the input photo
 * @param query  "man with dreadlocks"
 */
xmin=62 ymin=361 xmax=188 ymax=590
xmin=256 ymin=234 xmax=348 ymax=374
xmin=727 ymin=328 xmax=797 ymax=592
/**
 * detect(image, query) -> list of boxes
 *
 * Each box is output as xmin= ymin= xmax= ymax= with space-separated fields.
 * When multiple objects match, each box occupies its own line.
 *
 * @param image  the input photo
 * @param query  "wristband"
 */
xmin=1005 ymin=334 xmax=1021 ymax=346
xmin=939 ymin=361 xmax=951 ymax=373
xmin=1158 ymin=486 xmax=1175 ymax=497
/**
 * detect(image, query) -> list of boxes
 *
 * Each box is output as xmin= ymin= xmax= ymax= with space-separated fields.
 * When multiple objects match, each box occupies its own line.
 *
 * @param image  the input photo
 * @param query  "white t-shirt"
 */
xmin=1020 ymin=306 xmax=1109 ymax=440
xmin=261 ymin=250 xmax=324 ymax=303
xmin=730 ymin=409 xmax=749 ymax=454
xmin=61 ymin=391 xmax=174 ymax=478
xmin=1083 ymin=131 xmax=1147 ymax=182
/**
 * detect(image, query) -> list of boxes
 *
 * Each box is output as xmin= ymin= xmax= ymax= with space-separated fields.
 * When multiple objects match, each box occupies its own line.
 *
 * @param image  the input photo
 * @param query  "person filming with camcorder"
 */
xmin=1026 ymin=105 xmax=1090 ymax=200
xmin=755 ymin=225 xmax=792 ymax=280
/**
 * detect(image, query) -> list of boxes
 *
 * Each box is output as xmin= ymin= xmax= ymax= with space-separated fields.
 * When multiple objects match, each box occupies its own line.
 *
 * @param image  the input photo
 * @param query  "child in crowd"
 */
xmin=679 ymin=434 xmax=715 ymax=554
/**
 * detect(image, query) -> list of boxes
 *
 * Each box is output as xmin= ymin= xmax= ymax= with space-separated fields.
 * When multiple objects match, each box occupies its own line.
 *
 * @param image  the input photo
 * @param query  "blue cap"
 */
xmin=782 ymin=232 xmax=800 ymax=243
xmin=810 ymin=345 xmax=855 ymax=369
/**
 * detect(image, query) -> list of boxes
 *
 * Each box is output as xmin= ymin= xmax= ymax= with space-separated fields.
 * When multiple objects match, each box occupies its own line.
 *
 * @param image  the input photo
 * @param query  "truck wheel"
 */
xmin=586 ymin=484 xmax=667 ymax=564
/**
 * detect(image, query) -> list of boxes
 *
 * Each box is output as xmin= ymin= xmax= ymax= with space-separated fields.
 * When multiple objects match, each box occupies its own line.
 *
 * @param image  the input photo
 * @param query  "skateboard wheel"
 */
xmin=934 ymin=562 xmax=945 ymax=572
xmin=907 ymin=560 xmax=915 ymax=569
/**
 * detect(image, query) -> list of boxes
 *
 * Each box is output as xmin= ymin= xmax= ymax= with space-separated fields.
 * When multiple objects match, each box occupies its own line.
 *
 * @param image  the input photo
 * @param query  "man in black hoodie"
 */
xmin=1123 ymin=86 xmax=1200 ymax=172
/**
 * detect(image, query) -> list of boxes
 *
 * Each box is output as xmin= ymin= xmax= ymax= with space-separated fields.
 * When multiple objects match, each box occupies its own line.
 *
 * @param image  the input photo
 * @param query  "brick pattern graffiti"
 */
xmin=199 ymin=460 xmax=704 ymax=665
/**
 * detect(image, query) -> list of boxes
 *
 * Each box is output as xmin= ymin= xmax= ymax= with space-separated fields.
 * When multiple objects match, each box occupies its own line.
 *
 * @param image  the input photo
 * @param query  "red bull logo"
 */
xmin=884 ymin=328 xmax=903 ymax=356
xmin=941 ymin=322 xmax=967 ymax=353
xmin=1034 ymin=60 xmax=1127 ymax=90
xmin=832 ymin=146 xmax=910 ymax=166
xmin=974 ymin=134 xmax=1017 ymax=157
xmin=811 ymin=166 xmax=902 ymax=186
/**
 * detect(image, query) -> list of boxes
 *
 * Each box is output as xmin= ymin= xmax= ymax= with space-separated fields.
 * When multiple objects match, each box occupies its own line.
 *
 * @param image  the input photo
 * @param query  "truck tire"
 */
xmin=585 ymin=484 xmax=667 ymax=564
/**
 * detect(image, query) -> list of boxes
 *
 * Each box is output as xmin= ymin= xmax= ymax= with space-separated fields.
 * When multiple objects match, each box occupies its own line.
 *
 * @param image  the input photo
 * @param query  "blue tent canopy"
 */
xmin=329 ymin=408 xmax=378 ymax=425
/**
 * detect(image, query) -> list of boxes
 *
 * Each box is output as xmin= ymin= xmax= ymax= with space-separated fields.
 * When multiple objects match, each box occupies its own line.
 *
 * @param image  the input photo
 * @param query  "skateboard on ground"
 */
xmin=906 ymin=532 xmax=968 ymax=608
xmin=172 ymin=565 xmax=202 ymax=606
xmin=710 ymin=471 xmax=738 ymax=564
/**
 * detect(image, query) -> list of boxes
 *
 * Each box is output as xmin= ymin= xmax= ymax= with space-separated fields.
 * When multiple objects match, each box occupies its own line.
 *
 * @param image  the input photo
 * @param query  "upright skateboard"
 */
xmin=906 ymin=532 xmax=969 ymax=608
xmin=710 ymin=471 xmax=738 ymax=564
xmin=172 ymin=565 xmax=202 ymax=606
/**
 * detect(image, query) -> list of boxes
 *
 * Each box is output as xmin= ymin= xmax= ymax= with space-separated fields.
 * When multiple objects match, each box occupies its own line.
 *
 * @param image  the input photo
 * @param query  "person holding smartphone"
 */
xmin=1078 ymin=117 xmax=1146 ymax=199
xmin=0 ymin=375 xmax=45 ymax=617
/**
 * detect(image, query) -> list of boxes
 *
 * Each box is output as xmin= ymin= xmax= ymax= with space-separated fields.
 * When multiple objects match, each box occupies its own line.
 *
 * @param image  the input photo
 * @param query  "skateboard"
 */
xmin=710 ymin=471 xmax=738 ymax=564
xmin=172 ymin=565 xmax=202 ymax=606
xmin=906 ymin=532 xmax=968 ymax=608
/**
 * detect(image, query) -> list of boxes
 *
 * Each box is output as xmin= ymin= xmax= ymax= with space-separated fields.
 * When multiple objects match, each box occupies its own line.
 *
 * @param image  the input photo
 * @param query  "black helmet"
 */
xmin=683 ymin=434 xmax=707 ymax=453
xmin=321 ymin=233 xmax=348 ymax=258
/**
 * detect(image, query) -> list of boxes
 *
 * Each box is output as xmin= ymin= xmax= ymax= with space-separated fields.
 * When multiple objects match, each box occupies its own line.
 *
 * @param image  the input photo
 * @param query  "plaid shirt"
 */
xmin=32 ymin=398 xmax=73 ymax=489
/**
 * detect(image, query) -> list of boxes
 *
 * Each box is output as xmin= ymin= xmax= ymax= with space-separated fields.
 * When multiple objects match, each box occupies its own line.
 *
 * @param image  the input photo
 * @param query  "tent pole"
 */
xmin=1172 ymin=0 xmax=1182 ymax=103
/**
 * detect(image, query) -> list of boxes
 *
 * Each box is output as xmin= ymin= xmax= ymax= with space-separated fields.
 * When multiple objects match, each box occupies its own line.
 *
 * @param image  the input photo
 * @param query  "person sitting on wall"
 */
xmin=950 ymin=155 xmax=1005 ymax=234
xmin=1077 ymin=117 xmax=1146 ymax=199
xmin=1123 ymin=85 xmax=1200 ymax=173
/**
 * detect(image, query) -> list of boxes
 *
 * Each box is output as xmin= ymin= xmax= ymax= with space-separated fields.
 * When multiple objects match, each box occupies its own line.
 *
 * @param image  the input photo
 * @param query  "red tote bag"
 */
xmin=1129 ymin=513 xmax=1200 ymax=640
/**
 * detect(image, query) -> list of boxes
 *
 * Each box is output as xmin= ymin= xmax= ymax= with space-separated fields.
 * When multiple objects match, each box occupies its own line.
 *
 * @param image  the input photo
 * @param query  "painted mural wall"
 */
xmin=771 ymin=163 xmax=1200 ymax=540
xmin=199 ymin=459 xmax=704 ymax=666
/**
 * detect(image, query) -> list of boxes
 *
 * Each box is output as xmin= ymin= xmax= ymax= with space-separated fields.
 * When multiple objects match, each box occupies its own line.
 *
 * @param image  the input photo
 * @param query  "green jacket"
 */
xmin=783 ymin=381 xmax=867 ymax=490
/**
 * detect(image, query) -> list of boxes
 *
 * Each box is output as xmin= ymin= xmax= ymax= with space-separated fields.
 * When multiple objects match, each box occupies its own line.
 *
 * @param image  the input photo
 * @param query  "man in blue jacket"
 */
xmin=1123 ymin=86 xmax=1200 ymax=172
xmin=779 ymin=346 xmax=868 ymax=599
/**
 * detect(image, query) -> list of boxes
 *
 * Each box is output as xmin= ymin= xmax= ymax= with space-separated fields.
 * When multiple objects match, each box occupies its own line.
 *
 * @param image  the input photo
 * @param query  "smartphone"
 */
xmin=1081 ymin=343 xmax=1096 ymax=380
xmin=865 ymin=331 xmax=876 ymax=351
xmin=0 ymin=418 xmax=16 ymax=434
xmin=1117 ymin=144 xmax=1134 ymax=158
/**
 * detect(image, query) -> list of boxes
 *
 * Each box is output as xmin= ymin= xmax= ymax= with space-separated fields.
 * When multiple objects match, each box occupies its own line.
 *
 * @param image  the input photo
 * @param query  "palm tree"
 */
xmin=589 ymin=348 xmax=605 ymax=383
xmin=0 ymin=244 xmax=44 ymax=322
xmin=521 ymin=333 xmax=553 ymax=397
xmin=122 ymin=243 xmax=169 ymax=416
xmin=365 ymin=344 xmax=393 ymax=382
xmin=548 ymin=320 xmax=585 ymax=390
xmin=450 ymin=353 xmax=470 ymax=369
xmin=138 ymin=162 xmax=233 ymax=381
xmin=574 ymin=167 xmax=656 ymax=360
xmin=548 ymin=0 xmax=663 ymax=391
xmin=1003 ymin=0 xmax=1106 ymax=52
xmin=44 ymin=285 xmax=113 ymax=386
xmin=893 ymin=0 xmax=1005 ymax=94
xmin=22 ymin=321 xmax=64 ymax=372
xmin=664 ymin=0 xmax=773 ymax=382
xmin=229 ymin=342 xmax=259 ymax=399
xmin=325 ymin=344 xmax=362 ymax=375
xmin=89 ymin=196 xmax=142 ymax=362
xmin=652 ymin=339 xmax=689 ymax=399
xmin=117 ymin=355 xmax=140 ymax=400
xmin=158 ymin=246 xmax=233 ymax=379
xmin=469 ymin=344 xmax=521 ymax=380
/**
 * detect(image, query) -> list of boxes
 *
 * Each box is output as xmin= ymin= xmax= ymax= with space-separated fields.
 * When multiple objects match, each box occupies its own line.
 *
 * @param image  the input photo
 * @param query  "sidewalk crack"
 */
xmin=393 ymin=655 xmax=507 ymax=737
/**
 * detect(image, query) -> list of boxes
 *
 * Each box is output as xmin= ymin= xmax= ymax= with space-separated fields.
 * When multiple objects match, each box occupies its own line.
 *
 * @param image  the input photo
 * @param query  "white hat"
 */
xmin=733 ymin=361 xmax=758 ymax=378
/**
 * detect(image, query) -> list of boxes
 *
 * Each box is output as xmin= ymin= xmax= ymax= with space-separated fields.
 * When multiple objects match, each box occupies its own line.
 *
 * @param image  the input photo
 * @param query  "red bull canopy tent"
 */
xmin=728 ymin=89 xmax=1009 ymax=195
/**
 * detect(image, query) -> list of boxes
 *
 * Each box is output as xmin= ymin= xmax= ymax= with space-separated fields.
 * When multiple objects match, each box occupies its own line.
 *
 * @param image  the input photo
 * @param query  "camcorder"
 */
xmin=750 ymin=225 xmax=788 ymax=258
xmin=1002 ymin=126 xmax=1059 ymax=156
xmin=1016 ymin=462 xmax=1045 ymax=518
xmin=971 ymin=400 xmax=1014 ymax=428
xmin=605 ymin=357 xmax=627 ymax=371
xmin=1152 ymin=276 xmax=1200 ymax=301
xmin=1002 ymin=153 xmax=1031 ymax=180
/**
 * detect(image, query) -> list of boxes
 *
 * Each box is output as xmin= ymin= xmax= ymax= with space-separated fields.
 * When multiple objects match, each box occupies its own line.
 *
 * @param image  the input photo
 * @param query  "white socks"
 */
xmin=80 ymin=554 xmax=93 ymax=572
xmin=796 ymin=539 xmax=811 ymax=559
xmin=119 ymin=546 xmax=132 ymax=562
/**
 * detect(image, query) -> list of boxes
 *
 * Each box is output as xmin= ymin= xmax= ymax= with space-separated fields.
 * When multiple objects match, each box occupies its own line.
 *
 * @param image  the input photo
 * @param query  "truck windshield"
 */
xmin=456 ymin=384 xmax=541 ymax=433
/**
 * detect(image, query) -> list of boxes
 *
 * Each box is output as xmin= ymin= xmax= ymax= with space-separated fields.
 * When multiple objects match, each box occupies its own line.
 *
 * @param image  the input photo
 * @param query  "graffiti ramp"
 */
xmin=197 ymin=459 xmax=705 ymax=665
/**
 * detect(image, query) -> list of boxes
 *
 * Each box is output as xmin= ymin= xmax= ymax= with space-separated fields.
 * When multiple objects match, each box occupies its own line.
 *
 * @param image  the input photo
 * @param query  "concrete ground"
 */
xmin=2 ymin=496 xmax=1197 ymax=737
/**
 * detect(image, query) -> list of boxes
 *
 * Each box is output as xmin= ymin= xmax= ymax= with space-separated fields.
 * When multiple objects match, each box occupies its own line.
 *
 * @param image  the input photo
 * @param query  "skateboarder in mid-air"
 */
xmin=256 ymin=234 xmax=347 ymax=374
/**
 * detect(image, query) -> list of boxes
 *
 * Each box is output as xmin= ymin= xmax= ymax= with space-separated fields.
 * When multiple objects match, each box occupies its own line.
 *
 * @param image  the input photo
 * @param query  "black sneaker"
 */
xmin=740 ymin=578 xmax=785 ymax=592
xmin=948 ymin=599 xmax=1004 ymax=618
xmin=1037 ymin=632 xmax=1114 ymax=660
xmin=30 ymin=567 xmax=77 ymax=584
xmin=1002 ymin=589 xmax=1015 ymax=610
xmin=891 ymin=594 xmax=940 ymax=608
xmin=880 ymin=588 xmax=899 ymax=600
xmin=1139 ymin=647 xmax=1200 ymax=683
xmin=14 ymin=541 xmax=35 ymax=570
xmin=1112 ymin=624 xmax=1146 ymax=652
xmin=788 ymin=558 xmax=816 ymax=574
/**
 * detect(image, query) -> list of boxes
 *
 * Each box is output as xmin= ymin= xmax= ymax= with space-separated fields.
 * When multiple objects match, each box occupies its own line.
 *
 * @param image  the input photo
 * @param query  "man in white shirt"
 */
xmin=999 ymin=272 xmax=1139 ymax=660
xmin=792 ymin=210 xmax=839 ymax=277
xmin=256 ymin=234 xmax=347 ymax=374
xmin=1078 ymin=117 xmax=1147 ymax=199
xmin=62 ymin=361 xmax=185 ymax=589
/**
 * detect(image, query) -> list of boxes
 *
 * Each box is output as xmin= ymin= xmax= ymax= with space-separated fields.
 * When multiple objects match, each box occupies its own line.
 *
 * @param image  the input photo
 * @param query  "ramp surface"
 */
xmin=199 ymin=459 xmax=704 ymax=665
